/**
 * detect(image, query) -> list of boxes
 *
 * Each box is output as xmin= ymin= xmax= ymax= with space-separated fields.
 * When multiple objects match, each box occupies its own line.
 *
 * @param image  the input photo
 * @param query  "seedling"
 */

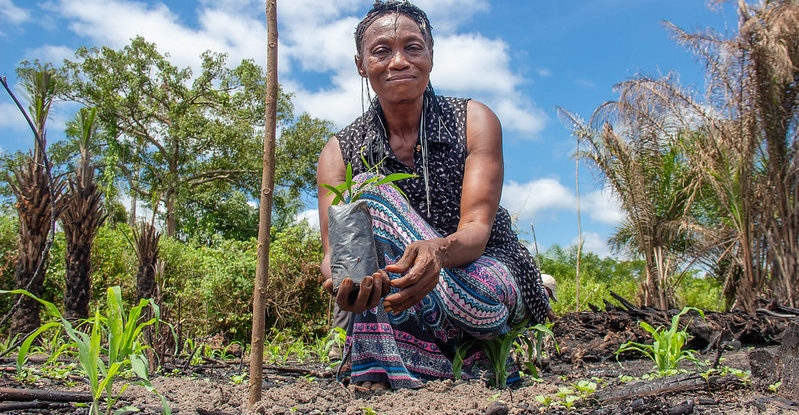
xmin=322 ymin=156 xmax=416 ymax=294
xmin=768 ymin=381 xmax=782 ymax=393
xmin=453 ymin=319 xmax=534 ymax=388
xmin=517 ymin=322 xmax=558 ymax=378
xmin=2 ymin=287 xmax=170 ymax=415
xmin=616 ymin=306 xmax=705 ymax=375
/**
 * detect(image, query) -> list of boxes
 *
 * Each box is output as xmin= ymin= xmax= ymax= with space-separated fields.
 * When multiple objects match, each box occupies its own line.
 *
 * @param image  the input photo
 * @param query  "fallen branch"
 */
xmin=0 ymin=387 xmax=93 ymax=402
xmin=262 ymin=364 xmax=332 ymax=378
xmin=594 ymin=374 xmax=745 ymax=403
xmin=0 ymin=401 xmax=73 ymax=411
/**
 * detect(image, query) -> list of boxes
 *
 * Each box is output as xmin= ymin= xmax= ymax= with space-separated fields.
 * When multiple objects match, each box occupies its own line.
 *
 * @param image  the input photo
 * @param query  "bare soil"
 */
xmin=2 ymin=311 xmax=798 ymax=415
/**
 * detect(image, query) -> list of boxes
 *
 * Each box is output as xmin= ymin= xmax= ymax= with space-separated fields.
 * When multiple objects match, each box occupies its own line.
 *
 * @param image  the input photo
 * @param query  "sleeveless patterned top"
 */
xmin=335 ymin=92 xmax=549 ymax=324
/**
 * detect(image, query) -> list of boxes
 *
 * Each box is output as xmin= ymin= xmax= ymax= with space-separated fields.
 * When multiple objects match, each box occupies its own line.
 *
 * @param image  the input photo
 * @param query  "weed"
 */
xmin=572 ymin=380 xmax=598 ymax=398
xmin=616 ymin=306 xmax=704 ymax=375
xmin=468 ymin=319 xmax=531 ymax=388
xmin=230 ymin=373 xmax=247 ymax=384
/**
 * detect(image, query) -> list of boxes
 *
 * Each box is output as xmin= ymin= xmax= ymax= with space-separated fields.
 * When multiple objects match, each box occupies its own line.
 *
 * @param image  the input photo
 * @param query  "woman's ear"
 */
xmin=354 ymin=55 xmax=366 ymax=78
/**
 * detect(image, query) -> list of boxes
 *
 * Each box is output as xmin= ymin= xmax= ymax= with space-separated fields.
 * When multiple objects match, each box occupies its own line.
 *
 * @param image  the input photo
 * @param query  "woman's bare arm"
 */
xmin=383 ymin=100 xmax=503 ymax=313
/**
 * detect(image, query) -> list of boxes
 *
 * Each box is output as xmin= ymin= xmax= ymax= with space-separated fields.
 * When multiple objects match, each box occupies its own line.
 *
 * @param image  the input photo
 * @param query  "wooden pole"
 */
xmin=248 ymin=0 xmax=278 ymax=408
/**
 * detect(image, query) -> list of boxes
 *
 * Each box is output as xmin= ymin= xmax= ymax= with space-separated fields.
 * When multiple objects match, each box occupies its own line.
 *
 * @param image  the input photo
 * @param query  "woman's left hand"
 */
xmin=382 ymin=238 xmax=448 ymax=313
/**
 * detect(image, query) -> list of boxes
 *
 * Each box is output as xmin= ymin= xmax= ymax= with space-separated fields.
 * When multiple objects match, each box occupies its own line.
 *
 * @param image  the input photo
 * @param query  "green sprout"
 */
xmin=616 ymin=306 xmax=705 ymax=376
xmin=321 ymin=151 xmax=416 ymax=206
xmin=2 ymin=287 xmax=170 ymax=415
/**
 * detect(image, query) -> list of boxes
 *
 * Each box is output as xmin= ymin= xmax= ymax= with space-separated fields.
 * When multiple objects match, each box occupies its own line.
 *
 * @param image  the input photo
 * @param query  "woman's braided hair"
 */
xmin=354 ymin=1 xmax=433 ymax=56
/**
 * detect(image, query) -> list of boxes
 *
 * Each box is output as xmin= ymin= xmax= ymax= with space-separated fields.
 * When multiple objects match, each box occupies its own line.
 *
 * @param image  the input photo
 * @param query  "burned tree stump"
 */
xmin=552 ymin=293 xmax=788 ymax=363
xmin=749 ymin=321 xmax=799 ymax=396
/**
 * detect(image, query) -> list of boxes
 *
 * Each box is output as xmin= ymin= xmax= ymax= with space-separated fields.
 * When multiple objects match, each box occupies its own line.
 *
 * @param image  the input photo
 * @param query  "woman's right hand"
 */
xmin=322 ymin=270 xmax=391 ymax=314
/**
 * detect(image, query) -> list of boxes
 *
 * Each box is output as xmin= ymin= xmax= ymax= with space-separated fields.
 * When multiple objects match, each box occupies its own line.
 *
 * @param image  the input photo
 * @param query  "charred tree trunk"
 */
xmin=133 ymin=222 xmax=160 ymax=301
xmin=9 ymin=146 xmax=64 ymax=336
xmin=62 ymin=111 xmax=105 ymax=321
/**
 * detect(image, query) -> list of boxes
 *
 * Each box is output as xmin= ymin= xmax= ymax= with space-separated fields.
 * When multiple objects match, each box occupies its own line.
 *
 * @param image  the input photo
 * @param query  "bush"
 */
xmin=539 ymin=244 xmax=726 ymax=314
xmin=0 ymin=210 xmax=18 ymax=318
xmin=538 ymin=245 xmax=642 ymax=314
xmin=1 ymin=215 xmax=326 ymax=345
xmin=159 ymin=221 xmax=325 ymax=343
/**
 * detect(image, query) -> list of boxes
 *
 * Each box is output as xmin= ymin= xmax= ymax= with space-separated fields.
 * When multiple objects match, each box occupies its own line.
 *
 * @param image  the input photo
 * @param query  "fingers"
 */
xmin=335 ymin=275 xmax=384 ymax=314
xmin=390 ymin=261 xmax=429 ymax=289
xmin=322 ymin=278 xmax=333 ymax=294
xmin=384 ymin=247 xmax=417 ymax=274
xmin=379 ymin=270 xmax=391 ymax=297
xmin=335 ymin=278 xmax=355 ymax=310
xmin=383 ymin=267 xmax=440 ymax=313
xmin=367 ymin=272 xmax=383 ymax=310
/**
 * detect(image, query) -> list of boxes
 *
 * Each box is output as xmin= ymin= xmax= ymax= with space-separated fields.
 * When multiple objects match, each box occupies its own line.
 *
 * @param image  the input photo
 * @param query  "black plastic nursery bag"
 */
xmin=327 ymin=200 xmax=379 ymax=294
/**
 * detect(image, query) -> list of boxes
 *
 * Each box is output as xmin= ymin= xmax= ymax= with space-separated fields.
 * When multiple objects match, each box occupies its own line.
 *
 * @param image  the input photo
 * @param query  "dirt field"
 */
xmin=1 ymin=310 xmax=797 ymax=414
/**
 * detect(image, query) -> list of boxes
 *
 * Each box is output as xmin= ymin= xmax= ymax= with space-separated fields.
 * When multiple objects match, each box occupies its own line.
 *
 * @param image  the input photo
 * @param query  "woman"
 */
xmin=317 ymin=0 xmax=549 ymax=390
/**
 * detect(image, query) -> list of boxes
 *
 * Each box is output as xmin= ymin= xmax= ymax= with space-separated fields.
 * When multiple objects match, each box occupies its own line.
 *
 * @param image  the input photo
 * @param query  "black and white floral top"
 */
xmin=335 ymin=91 xmax=549 ymax=324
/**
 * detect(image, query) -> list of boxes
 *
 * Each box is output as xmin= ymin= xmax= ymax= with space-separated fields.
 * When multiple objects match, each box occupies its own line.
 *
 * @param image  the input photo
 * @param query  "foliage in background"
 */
xmin=538 ymin=245 xmax=725 ymax=314
xmin=56 ymin=37 xmax=332 ymax=239
xmin=558 ymin=1 xmax=799 ymax=311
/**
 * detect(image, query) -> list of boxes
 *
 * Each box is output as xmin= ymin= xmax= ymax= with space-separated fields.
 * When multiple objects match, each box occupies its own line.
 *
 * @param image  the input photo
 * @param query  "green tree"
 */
xmin=62 ymin=37 xmax=331 ymax=239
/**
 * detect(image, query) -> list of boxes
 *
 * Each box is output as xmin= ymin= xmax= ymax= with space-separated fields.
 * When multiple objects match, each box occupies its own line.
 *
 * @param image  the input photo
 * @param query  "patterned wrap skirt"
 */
xmin=343 ymin=173 xmax=528 ymax=389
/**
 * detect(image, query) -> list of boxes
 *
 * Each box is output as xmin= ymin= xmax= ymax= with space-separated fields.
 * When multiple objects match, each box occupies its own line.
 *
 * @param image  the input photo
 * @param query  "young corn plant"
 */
xmin=454 ymin=319 xmax=533 ymax=388
xmin=2 ymin=287 xmax=170 ymax=415
xmin=516 ymin=323 xmax=558 ymax=378
xmin=616 ymin=306 xmax=705 ymax=376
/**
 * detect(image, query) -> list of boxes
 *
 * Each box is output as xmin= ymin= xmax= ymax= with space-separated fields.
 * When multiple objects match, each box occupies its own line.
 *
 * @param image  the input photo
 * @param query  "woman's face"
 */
xmin=357 ymin=13 xmax=432 ymax=105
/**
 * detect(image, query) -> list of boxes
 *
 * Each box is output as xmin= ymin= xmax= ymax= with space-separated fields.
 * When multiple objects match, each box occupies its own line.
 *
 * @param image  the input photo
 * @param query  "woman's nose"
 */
xmin=388 ymin=51 xmax=410 ymax=69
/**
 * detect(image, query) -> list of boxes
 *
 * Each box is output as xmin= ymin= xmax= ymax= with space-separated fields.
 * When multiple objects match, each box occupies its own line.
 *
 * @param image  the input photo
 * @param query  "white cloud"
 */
xmin=282 ymin=16 xmax=361 ymax=74
xmin=54 ymin=0 xmax=267 ymax=71
xmin=432 ymin=34 xmax=518 ymax=94
xmin=412 ymin=0 xmax=489 ymax=34
xmin=25 ymin=45 xmax=74 ymax=64
xmin=295 ymin=209 xmax=320 ymax=230
xmin=501 ymin=179 xmax=625 ymax=226
xmin=536 ymin=68 xmax=552 ymax=77
xmin=0 ymin=0 xmax=29 ymax=25
xmin=40 ymin=0 xmax=545 ymax=136
xmin=583 ymin=186 xmax=625 ymax=225
xmin=0 ymin=102 xmax=28 ymax=132
xmin=492 ymin=97 xmax=547 ymax=137
xmin=501 ymin=178 xmax=576 ymax=221
xmin=573 ymin=232 xmax=612 ymax=258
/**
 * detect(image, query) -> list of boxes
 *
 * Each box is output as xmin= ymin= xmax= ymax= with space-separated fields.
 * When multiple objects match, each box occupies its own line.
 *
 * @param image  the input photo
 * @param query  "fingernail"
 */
xmin=364 ymin=279 xmax=372 ymax=289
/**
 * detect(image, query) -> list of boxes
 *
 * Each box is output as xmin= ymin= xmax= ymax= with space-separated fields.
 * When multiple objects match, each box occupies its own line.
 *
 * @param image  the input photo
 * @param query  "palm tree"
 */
xmin=61 ymin=108 xmax=106 ymax=321
xmin=132 ymin=221 xmax=161 ymax=302
xmin=4 ymin=66 xmax=66 ymax=335
xmin=663 ymin=0 xmax=798 ymax=311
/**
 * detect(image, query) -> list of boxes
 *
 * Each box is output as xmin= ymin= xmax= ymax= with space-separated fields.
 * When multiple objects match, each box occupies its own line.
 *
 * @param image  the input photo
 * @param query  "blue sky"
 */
xmin=0 ymin=0 xmax=738 ymax=257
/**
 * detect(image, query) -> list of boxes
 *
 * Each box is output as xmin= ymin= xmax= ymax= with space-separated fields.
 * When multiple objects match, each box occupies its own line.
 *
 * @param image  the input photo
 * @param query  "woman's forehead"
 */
xmin=362 ymin=13 xmax=426 ymax=43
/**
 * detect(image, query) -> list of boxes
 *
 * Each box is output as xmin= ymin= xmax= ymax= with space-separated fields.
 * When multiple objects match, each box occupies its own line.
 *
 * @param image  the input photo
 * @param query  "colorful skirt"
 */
xmin=345 ymin=174 xmax=529 ymax=389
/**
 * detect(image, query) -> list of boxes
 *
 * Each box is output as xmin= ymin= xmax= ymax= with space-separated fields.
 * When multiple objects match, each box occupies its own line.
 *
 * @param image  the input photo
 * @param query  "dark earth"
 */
xmin=2 ymin=303 xmax=798 ymax=414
